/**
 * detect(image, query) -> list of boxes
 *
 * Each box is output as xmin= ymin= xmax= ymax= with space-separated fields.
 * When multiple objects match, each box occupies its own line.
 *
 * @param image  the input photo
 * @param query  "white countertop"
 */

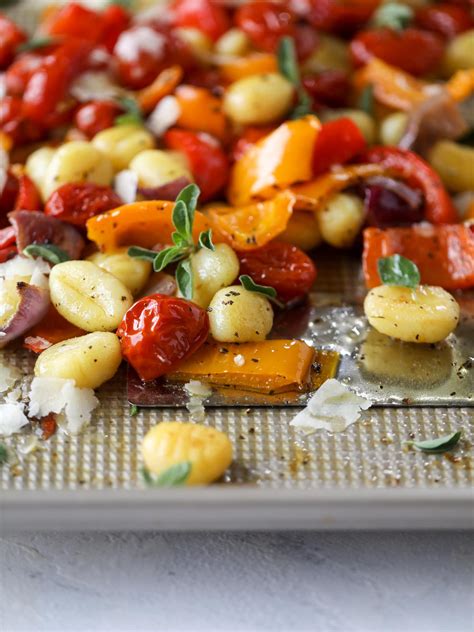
xmin=0 ymin=531 xmax=472 ymax=632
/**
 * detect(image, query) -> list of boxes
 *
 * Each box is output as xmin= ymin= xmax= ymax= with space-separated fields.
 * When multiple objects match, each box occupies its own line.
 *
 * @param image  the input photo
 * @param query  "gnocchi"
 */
xmin=208 ymin=285 xmax=273 ymax=342
xmin=223 ymin=73 xmax=294 ymax=125
xmin=142 ymin=421 xmax=233 ymax=485
xmin=364 ymin=285 xmax=460 ymax=343
xmin=129 ymin=149 xmax=193 ymax=189
xmin=186 ymin=244 xmax=240 ymax=308
xmin=441 ymin=30 xmax=474 ymax=76
xmin=34 ymin=332 xmax=122 ymax=389
xmin=25 ymin=147 xmax=57 ymax=201
xmin=321 ymin=109 xmax=377 ymax=144
xmin=174 ymin=27 xmax=213 ymax=60
xmin=49 ymin=260 xmax=133 ymax=332
xmin=379 ymin=112 xmax=408 ymax=146
xmin=302 ymin=34 xmax=350 ymax=73
xmin=428 ymin=141 xmax=474 ymax=193
xmin=92 ymin=124 xmax=155 ymax=171
xmin=318 ymin=193 xmax=365 ymax=248
xmin=87 ymin=248 xmax=152 ymax=295
xmin=215 ymin=28 xmax=250 ymax=57
xmin=278 ymin=211 xmax=322 ymax=251
xmin=42 ymin=141 xmax=113 ymax=200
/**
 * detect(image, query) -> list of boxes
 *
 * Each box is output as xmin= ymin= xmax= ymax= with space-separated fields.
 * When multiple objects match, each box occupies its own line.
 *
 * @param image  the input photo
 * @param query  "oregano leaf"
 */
xmin=378 ymin=254 xmax=420 ymax=288
xmin=239 ymin=274 xmax=280 ymax=302
xmin=372 ymin=2 xmax=413 ymax=31
xmin=17 ymin=37 xmax=57 ymax=53
xmin=277 ymin=36 xmax=312 ymax=119
xmin=172 ymin=199 xmax=192 ymax=243
xmin=153 ymin=246 xmax=187 ymax=272
xmin=198 ymin=229 xmax=215 ymax=251
xmin=176 ymin=258 xmax=193 ymax=299
xmin=127 ymin=246 xmax=157 ymax=262
xmin=115 ymin=96 xmax=143 ymax=126
xmin=23 ymin=244 xmax=70 ymax=265
xmin=141 ymin=462 xmax=192 ymax=487
xmin=407 ymin=431 xmax=462 ymax=454
xmin=0 ymin=444 xmax=8 ymax=466
xmin=358 ymin=84 xmax=374 ymax=116
xmin=129 ymin=404 xmax=138 ymax=417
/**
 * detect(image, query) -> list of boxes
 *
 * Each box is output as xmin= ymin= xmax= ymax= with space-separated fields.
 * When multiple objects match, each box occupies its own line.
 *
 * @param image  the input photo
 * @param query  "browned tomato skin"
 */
xmin=74 ymin=101 xmax=123 ymax=138
xmin=117 ymin=294 xmax=210 ymax=382
xmin=238 ymin=242 xmax=317 ymax=303
xmin=415 ymin=4 xmax=473 ymax=40
xmin=44 ymin=183 xmax=122 ymax=228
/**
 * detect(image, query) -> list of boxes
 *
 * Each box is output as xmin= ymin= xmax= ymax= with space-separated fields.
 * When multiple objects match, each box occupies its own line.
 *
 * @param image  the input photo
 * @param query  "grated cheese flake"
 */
xmin=114 ymin=169 xmax=138 ymax=204
xmin=147 ymin=95 xmax=181 ymax=137
xmin=0 ymin=402 xmax=29 ymax=437
xmin=0 ymin=362 xmax=22 ymax=393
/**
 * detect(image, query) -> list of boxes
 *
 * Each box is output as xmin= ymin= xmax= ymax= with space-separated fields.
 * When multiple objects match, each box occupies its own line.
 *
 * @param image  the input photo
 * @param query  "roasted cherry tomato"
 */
xmin=359 ymin=146 xmax=458 ymax=224
xmin=74 ymin=100 xmax=123 ymax=138
xmin=0 ymin=14 xmax=27 ymax=69
xmin=307 ymin=0 xmax=380 ymax=35
xmin=101 ymin=4 xmax=131 ymax=52
xmin=44 ymin=182 xmax=122 ymax=228
xmin=0 ymin=172 xmax=19 ymax=225
xmin=5 ymin=53 xmax=44 ymax=96
xmin=312 ymin=118 xmax=366 ymax=177
xmin=235 ymin=1 xmax=317 ymax=58
xmin=303 ymin=70 xmax=350 ymax=109
xmin=14 ymin=174 xmax=41 ymax=212
xmin=350 ymin=28 xmax=445 ymax=77
xmin=44 ymin=2 xmax=105 ymax=44
xmin=0 ymin=246 xmax=17 ymax=263
xmin=117 ymin=294 xmax=209 ymax=381
xmin=0 ymin=226 xmax=16 ymax=248
xmin=415 ymin=4 xmax=473 ymax=40
xmin=0 ymin=96 xmax=45 ymax=145
xmin=164 ymin=128 xmax=230 ymax=202
xmin=364 ymin=185 xmax=424 ymax=227
xmin=238 ymin=241 xmax=317 ymax=302
xmin=172 ymin=0 xmax=230 ymax=41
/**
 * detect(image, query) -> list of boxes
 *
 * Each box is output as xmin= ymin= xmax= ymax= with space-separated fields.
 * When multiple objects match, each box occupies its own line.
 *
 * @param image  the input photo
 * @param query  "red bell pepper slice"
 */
xmin=312 ymin=117 xmax=366 ymax=177
xmin=363 ymin=224 xmax=474 ymax=290
xmin=13 ymin=174 xmax=41 ymax=211
xmin=358 ymin=147 xmax=458 ymax=225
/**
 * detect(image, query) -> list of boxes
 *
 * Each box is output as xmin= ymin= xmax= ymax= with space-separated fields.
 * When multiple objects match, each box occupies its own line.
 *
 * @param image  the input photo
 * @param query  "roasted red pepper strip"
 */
xmin=312 ymin=117 xmax=366 ymax=177
xmin=0 ymin=246 xmax=17 ymax=263
xmin=358 ymin=147 xmax=458 ymax=225
xmin=13 ymin=174 xmax=41 ymax=211
xmin=0 ymin=226 xmax=16 ymax=248
xmin=363 ymin=224 xmax=474 ymax=290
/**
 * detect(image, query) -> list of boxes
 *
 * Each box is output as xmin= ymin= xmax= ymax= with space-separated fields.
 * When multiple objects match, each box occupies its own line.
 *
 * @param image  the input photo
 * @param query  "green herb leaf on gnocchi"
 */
xmin=141 ymin=462 xmax=192 ymax=487
xmin=378 ymin=254 xmax=420 ymax=288
xmin=198 ymin=229 xmax=215 ymax=251
xmin=23 ymin=244 xmax=70 ymax=266
xmin=239 ymin=275 xmax=281 ymax=304
xmin=0 ymin=444 xmax=8 ymax=466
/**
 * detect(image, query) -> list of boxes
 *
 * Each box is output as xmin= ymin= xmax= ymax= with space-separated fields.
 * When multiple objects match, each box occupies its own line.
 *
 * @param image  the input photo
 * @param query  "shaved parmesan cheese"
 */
xmin=147 ymin=96 xmax=181 ymax=137
xmin=29 ymin=377 xmax=99 ymax=435
xmin=290 ymin=379 xmax=372 ymax=434
xmin=0 ymin=403 xmax=29 ymax=436
xmin=0 ymin=255 xmax=50 ymax=281
xmin=184 ymin=380 xmax=212 ymax=398
xmin=114 ymin=26 xmax=167 ymax=63
xmin=184 ymin=380 xmax=212 ymax=421
xmin=0 ymin=363 xmax=21 ymax=393
xmin=70 ymin=71 xmax=127 ymax=102
xmin=114 ymin=170 xmax=138 ymax=204
xmin=18 ymin=435 xmax=43 ymax=457
xmin=234 ymin=354 xmax=245 ymax=367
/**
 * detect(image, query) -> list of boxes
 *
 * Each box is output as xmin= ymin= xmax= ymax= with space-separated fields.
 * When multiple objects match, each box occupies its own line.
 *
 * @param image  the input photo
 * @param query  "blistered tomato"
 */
xmin=0 ymin=96 xmax=45 ymax=144
xmin=172 ymin=0 xmax=230 ymax=41
xmin=117 ymin=294 xmax=209 ymax=381
xmin=238 ymin=241 xmax=317 ymax=302
xmin=312 ymin=118 xmax=366 ymax=177
xmin=44 ymin=2 xmax=105 ymax=43
xmin=302 ymin=70 xmax=350 ymax=109
xmin=307 ymin=0 xmax=380 ymax=35
xmin=45 ymin=182 xmax=121 ymax=228
xmin=415 ymin=4 xmax=473 ymax=40
xmin=0 ymin=14 xmax=27 ymax=69
xmin=74 ymin=101 xmax=123 ymax=138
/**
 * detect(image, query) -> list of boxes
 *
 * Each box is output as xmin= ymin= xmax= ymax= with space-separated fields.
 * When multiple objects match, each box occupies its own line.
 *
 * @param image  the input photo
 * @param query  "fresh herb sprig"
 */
xmin=128 ymin=184 xmax=214 ymax=299
xmin=115 ymin=96 xmax=144 ymax=126
xmin=23 ymin=244 xmax=70 ymax=266
xmin=0 ymin=444 xmax=8 ymax=466
xmin=357 ymin=84 xmax=374 ymax=116
xmin=372 ymin=2 xmax=414 ymax=31
xmin=17 ymin=36 xmax=58 ymax=54
xmin=239 ymin=274 xmax=283 ymax=308
xmin=378 ymin=254 xmax=420 ymax=288
xmin=141 ymin=462 xmax=192 ymax=487
xmin=406 ymin=431 xmax=462 ymax=454
xmin=277 ymin=36 xmax=312 ymax=119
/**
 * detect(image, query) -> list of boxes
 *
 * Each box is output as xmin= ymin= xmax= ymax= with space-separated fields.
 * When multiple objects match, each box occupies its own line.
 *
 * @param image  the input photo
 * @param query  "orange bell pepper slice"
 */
xmin=446 ymin=69 xmax=474 ymax=102
xmin=363 ymin=224 xmax=474 ymax=290
xmin=228 ymin=116 xmax=321 ymax=207
xmin=87 ymin=200 xmax=209 ymax=252
xmin=137 ymin=65 xmax=183 ymax=113
xmin=167 ymin=339 xmax=317 ymax=394
xmin=207 ymin=191 xmax=295 ymax=251
xmin=353 ymin=58 xmax=428 ymax=111
xmin=174 ymin=84 xmax=228 ymax=142
xmin=219 ymin=53 xmax=277 ymax=83
xmin=292 ymin=164 xmax=386 ymax=211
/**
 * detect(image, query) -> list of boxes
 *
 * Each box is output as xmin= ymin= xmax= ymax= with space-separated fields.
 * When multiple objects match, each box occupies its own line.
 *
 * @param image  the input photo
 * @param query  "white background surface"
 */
xmin=0 ymin=531 xmax=473 ymax=632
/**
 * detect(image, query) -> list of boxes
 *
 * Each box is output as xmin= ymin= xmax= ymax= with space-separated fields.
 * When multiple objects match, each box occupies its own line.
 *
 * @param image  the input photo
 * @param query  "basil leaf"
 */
xmin=378 ymin=254 xmax=420 ymax=288
xmin=198 ymin=229 xmax=215 ymax=251
xmin=172 ymin=199 xmax=192 ymax=243
xmin=153 ymin=246 xmax=187 ymax=272
xmin=23 ymin=244 xmax=70 ymax=265
xmin=277 ymin=36 xmax=312 ymax=119
xmin=407 ymin=431 xmax=462 ymax=454
xmin=127 ymin=246 xmax=157 ymax=262
xmin=176 ymin=258 xmax=193 ymax=299
xmin=129 ymin=404 xmax=138 ymax=417
xmin=0 ymin=444 xmax=8 ymax=466
xmin=239 ymin=274 xmax=277 ymax=300
xmin=358 ymin=84 xmax=374 ymax=116
xmin=17 ymin=37 xmax=57 ymax=53
xmin=141 ymin=462 xmax=192 ymax=487
xmin=372 ymin=2 xmax=413 ymax=31
xmin=115 ymin=96 xmax=143 ymax=126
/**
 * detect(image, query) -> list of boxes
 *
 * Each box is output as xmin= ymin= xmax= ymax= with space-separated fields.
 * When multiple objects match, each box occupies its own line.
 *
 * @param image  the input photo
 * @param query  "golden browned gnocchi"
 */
xmin=34 ymin=332 xmax=122 ymax=389
xmin=364 ymin=285 xmax=460 ymax=343
xmin=92 ymin=124 xmax=155 ymax=171
xmin=25 ymin=147 xmax=57 ymax=201
xmin=278 ymin=211 xmax=322 ymax=251
xmin=318 ymin=193 xmax=365 ymax=248
xmin=208 ymin=285 xmax=274 ymax=342
xmin=87 ymin=248 xmax=152 ymax=296
xmin=49 ymin=260 xmax=133 ymax=332
xmin=129 ymin=149 xmax=193 ymax=189
xmin=428 ymin=141 xmax=474 ymax=193
xmin=142 ymin=421 xmax=233 ymax=485
xmin=215 ymin=28 xmax=251 ymax=57
xmin=186 ymin=243 xmax=240 ymax=308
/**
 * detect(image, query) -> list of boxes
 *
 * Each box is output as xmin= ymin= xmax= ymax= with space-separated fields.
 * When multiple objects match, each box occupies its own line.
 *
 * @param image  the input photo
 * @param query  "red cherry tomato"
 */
xmin=415 ymin=4 xmax=473 ymax=40
xmin=5 ymin=53 xmax=44 ymax=96
xmin=0 ymin=96 xmax=45 ymax=144
xmin=172 ymin=0 xmax=230 ymax=41
xmin=350 ymin=28 xmax=445 ymax=77
xmin=0 ymin=226 xmax=16 ymax=249
xmin=0 ymin=172 xmax=19 ymax=225
xmin=307 ymin=0 xmax=380 ymax=35
xmin=235 ymin=1 xmax=317 ymax=59
xmin=45 ymin=2 xmax=105 ymax=44
xmin=0 ymin=246 xmax=17 ymax=263
xmin=312 ymin=118 xmax=366 ymax=177
xmin=74 ymin=101 xmax=122 ymax=138
xmin=101 ymin=4 xmax=131 ymax=52
xmin=14 ymin=174 xmax=41 ymax=212
xmin=0 ymin=14 xmax=27 ymax=69
xmin=238 ymin=242 xmax=317 ymax=303
xmin=303 ymin=70 xmax=350 ymax=109
xmin=164 ymin=129 xmax=229 ymax=201
xmin=231 ymin=126 xmax=275 ymax=163
xmin=117 ymin=294 xmax=209 ymax=381
xmin=44 ymin=182 xmax=122 ymax=228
